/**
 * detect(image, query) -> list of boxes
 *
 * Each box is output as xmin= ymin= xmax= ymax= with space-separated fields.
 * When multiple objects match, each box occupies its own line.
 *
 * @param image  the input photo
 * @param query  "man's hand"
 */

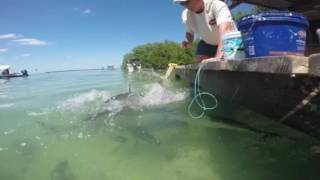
xmin=214 ymin=53 xmax=224 ymax=59
xmin=182 ymin=40 xmax=192 ymax=49
xmin=200 ymin=58 xmax=220 ymax=64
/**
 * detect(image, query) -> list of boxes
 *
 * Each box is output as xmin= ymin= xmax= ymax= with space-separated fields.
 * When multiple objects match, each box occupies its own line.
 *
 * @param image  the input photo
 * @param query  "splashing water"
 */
xmin=59 ymin=89 xmax=112 ymax=111
xmin=138 ymin=83 xmax=188 ymax=107
xmin=57 ymin=81 xmax=188 ymax=120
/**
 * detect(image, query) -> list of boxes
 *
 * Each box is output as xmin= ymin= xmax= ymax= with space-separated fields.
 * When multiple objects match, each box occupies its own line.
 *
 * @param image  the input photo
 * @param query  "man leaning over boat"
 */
xmin=174 ymin=0 xmax=236 ymax=63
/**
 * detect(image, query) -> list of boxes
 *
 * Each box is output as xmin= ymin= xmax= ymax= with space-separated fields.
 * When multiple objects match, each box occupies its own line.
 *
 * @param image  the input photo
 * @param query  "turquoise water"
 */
xmin=0 ymin=69 xmax=319 ymax=180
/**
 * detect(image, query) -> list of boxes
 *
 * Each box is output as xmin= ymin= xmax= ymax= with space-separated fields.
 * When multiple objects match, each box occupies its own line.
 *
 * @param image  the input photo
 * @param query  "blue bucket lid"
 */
xmin=238 ymin=11 xmax=309 ymax=29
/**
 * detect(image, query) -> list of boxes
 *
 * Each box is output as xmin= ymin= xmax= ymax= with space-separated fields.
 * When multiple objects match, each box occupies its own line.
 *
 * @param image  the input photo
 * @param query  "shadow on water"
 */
xmin=208 ymin=115 xmax=296 ymax=141
xmin=192 ymin=97 xmax=320 ymax=180
xmin=203 ymin=123 xmax=320 ymax=180
xmin=195 ymin=93 xmax=320 ymax=143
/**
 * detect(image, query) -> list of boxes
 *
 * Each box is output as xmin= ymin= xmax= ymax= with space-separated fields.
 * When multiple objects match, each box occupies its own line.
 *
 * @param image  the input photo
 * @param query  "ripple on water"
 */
xmin=0 ymin=103 xmax=14 ymax=108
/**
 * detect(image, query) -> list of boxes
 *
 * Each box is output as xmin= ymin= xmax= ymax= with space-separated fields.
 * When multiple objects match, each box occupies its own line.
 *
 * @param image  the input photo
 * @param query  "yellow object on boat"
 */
xmin=164 ymin=63 xmax=178 ymax=80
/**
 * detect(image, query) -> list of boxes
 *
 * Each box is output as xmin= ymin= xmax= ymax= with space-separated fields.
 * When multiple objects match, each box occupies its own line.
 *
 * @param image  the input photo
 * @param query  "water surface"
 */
xmin=0 ymin=69 xmax=319 ymax=180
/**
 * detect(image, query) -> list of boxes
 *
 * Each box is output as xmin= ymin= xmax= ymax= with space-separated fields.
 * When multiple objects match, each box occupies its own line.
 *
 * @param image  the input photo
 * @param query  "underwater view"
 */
xmin=0 ymin=69 xmax=320 ymax=180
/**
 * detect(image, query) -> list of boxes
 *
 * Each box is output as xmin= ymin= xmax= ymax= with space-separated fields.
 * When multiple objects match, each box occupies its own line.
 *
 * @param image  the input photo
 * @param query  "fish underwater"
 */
xmin=86 ymin=82 xmax=187 ymax=121
xmin=87 ymin=85 xmax=143 ymax=121
xmin=50 ymin=160 xmax=77 ymax=180
xmin=105 ymin=85 xmax=133 ymax=103
xmin=129 ymin=126 xmax=161 ymax=145
xmin=82 ymin=83 xmax=188 ymax=145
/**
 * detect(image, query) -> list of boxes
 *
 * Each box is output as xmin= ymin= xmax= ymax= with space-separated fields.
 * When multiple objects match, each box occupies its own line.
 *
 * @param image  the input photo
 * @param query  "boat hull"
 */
xmin=175 ymin=55 xmax=320 ymax=139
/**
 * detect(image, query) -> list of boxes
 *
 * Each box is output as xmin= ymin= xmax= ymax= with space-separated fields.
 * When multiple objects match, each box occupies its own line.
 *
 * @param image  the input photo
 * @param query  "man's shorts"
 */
xmin=196 ymin=40 xmax=218 ymax=57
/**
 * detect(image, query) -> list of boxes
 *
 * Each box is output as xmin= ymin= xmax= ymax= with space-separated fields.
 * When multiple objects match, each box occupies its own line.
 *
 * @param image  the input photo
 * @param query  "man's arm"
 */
xmin=215 ymin=22 xmax=234 ymax=59
xmin=183 ymin=32 xmax=194 ymax=49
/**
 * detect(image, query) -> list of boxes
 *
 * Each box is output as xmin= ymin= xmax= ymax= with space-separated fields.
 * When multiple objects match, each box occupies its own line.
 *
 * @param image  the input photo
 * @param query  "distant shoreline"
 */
xmin=45 ymin=68 xmax=115 ymax=74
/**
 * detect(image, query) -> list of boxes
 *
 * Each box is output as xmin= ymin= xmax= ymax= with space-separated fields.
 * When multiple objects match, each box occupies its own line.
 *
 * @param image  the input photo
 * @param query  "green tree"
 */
xmin=122 ymin=41 xmax=197 ymax=69
xmin=232 ymin=5 xmax=271 ymax=21
xmin=233 ymin=11 xmax=246 ymax=21
xmin=251 ymin=6 xmax=271 ymax=14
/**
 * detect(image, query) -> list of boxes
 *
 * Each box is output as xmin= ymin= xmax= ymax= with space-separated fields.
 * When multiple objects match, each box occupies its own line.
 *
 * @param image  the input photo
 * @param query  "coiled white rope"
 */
xmin=187 ymin=62 xmax=219 ymax=119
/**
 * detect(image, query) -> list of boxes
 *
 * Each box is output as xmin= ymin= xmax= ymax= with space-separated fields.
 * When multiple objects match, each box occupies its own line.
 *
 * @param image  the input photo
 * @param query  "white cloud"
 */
xmin=0 ymin=48 xmax=8 ymax=52
xmin=73 ymin=8 xmax=93 ymax=15
xmin=0 ymin=33 xmax=19 ymax=40
xmin=13 ymin=38 xmax=48 ymax=46
xmin=21 ymin=54 xmax=31 ymax=57
xmin=82 ymin=9 xmax=92 ymax=14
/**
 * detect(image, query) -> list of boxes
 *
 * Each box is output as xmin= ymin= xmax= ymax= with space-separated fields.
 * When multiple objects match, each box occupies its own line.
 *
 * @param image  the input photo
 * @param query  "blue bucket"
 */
xmin=237 ymin=12 xmax=309 ymax=58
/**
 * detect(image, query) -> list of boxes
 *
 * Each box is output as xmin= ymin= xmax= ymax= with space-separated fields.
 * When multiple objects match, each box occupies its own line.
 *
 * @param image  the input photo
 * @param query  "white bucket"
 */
xmin=222 ymin=31 xmax=245 ymax=60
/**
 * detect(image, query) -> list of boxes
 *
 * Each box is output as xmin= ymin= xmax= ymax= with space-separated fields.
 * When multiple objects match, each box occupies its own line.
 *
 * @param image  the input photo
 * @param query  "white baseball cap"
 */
xmin=173 ymin=0 xmax=189 ymax=4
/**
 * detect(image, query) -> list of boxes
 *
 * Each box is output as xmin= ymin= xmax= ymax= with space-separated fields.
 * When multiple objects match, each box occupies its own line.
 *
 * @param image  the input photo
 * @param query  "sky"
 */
xmin=0 ymin=0 xmax=251 ymax=73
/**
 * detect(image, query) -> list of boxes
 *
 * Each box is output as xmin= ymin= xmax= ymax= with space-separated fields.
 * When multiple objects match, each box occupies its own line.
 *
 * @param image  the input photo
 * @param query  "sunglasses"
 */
xmin=179 ymin=0 xmax=190 ymax=6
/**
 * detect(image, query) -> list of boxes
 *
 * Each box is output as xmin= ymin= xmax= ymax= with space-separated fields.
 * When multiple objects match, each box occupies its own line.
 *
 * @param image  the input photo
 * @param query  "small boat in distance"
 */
xmin=0 ymin=65 xmax=29 ymax=79
xmin=127 ymin=60 xmax=141 ymax=73
xmin=107 ymin=65 xmax=115 ymax=70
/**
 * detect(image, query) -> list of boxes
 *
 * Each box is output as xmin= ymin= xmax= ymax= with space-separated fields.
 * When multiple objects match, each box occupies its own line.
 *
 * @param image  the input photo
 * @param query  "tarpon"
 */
xmin=105 ymin=85 xmax=132 ymax=103
xmin=50 ymin=160 xmax=77 ymax=180
xmin=87 ymin=85 xmax=140 ymax=121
